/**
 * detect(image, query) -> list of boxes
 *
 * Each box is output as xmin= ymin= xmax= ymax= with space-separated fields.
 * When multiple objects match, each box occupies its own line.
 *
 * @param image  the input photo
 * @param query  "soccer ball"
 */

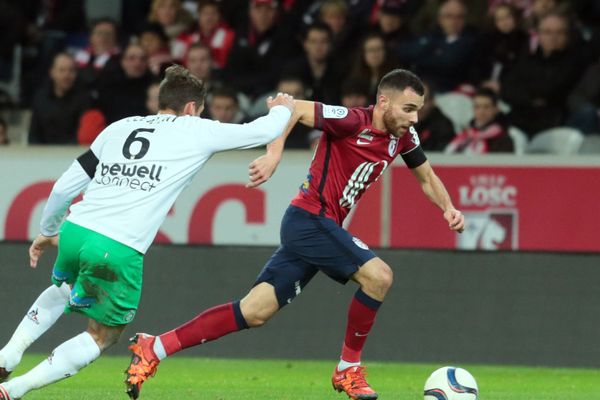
xmin=423 ymin=366 xmax=478 ymax=400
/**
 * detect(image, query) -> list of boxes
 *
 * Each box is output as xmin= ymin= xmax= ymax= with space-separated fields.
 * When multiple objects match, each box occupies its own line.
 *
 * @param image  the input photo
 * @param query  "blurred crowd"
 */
xmin=0 ymin=0 xmax=599 ymax=153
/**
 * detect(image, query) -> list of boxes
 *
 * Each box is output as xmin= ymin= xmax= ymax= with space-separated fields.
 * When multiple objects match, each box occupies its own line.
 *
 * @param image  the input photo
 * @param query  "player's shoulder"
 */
xmin=320 ymin=104 xmax=373 ymax=120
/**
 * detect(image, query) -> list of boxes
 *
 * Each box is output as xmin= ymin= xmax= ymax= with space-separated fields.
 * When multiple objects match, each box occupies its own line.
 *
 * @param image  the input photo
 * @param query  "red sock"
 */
xmin=159 ymin=301 xmax=248 ymax=356
xmin=340 ymin=290 xmax=382 ymax=363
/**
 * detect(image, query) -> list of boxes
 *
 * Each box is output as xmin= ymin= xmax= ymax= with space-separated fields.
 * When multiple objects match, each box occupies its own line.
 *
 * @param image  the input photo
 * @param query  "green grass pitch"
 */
xmin=12 ymin=354 xmax=600 ymax=399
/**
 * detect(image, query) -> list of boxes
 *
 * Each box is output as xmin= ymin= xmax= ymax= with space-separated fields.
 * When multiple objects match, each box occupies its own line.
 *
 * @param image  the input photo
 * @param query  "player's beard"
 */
xmin=382 ymin=109 xmax=405 ymax=137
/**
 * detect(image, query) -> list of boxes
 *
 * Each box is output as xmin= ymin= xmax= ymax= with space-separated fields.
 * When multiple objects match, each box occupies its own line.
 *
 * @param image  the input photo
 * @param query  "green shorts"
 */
xmin=52 ymin=221 xmax=144 ymax=326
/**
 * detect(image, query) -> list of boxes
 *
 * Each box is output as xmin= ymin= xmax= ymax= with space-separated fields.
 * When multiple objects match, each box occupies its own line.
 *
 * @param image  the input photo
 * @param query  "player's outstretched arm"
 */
xmin=410 ymin=160 xmax=465 ymax=233
xmin=31 ymin=158 xmax=93 ymax=267
xmin=247 ymin=100 xmax=315 ymax=188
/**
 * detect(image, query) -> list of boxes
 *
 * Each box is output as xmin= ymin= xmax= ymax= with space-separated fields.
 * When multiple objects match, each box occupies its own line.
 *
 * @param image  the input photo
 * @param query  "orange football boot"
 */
xmin=332 ymin=365 xmax=379 ymax=400
xmin=125 ymin=333 xmax=160 ymax=399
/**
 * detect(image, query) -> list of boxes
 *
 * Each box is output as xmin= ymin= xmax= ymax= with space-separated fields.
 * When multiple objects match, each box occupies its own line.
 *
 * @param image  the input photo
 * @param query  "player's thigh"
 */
xmin=282 ymin=207 xmax=376 ymax=285
xmin=254 ymin=245 xmax=319 ymax=308
xmin=69 ymin=230 xmax=143 ymax=327
xmin=52 ymin=221 xmax=87 ymax=286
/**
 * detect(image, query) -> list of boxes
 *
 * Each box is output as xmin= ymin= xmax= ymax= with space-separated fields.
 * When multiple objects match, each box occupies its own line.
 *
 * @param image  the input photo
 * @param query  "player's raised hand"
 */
xmin=267 ymin=92 xmax=295 ymax=113
xmin=247 ymin=153 xmax=280 ymax=188
xmin=444 ymin=208 xmax=465 ymax=233
xmin=29 ymin=234 xmax=59 ymax=268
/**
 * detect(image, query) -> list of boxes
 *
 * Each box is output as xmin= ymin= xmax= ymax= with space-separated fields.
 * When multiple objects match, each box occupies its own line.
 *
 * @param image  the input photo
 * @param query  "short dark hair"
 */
xmin=304 ymin=21 xmax=333 ymax=41
xmin=211 ymin=86 xmax=239 ymax=105
xmin=377 ymin=69 xmax=424 ymax=96
xmin=197 ymin=0 xmax=220 ymax=13
xmin=139 ymin=22 xmax=169 ymax=44
xmin=341 ymin=79 xmax=370 ymax=98
xmin=90 ymin=17 xmax=118 ymax=32
xmin=158 ymin=65 xmax=206 ymax=113
xmin=474 ymin=87 xmax=498 ymax=105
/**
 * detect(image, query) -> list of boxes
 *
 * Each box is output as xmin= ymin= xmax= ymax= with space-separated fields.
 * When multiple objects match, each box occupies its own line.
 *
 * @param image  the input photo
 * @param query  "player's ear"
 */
xmin=182 ymin=101 xmax=196 ymax=116
xmin=377 ymin=93 xmax=389 ymax=111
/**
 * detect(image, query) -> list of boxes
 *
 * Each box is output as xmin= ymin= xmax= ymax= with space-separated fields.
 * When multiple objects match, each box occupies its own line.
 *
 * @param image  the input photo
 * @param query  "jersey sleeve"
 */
xmin=40 ymin=161 xmax=91 ymax=236
xmin=400 ymin=126 xmax=427 ymax=169
xmin=203 ymin=105 xmax=292 ymax=153
xmin=314 ymin=103 xmax=364 ymax=138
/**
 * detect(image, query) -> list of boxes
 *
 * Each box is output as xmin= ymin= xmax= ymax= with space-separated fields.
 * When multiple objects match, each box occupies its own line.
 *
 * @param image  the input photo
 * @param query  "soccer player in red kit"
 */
xmin=125 ymin=69 xmax=465 ymax=400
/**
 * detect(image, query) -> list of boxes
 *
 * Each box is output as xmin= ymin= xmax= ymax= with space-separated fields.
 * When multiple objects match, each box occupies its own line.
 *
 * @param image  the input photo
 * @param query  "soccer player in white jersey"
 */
xmin=0 ymin=65 xmax=294 ymax=400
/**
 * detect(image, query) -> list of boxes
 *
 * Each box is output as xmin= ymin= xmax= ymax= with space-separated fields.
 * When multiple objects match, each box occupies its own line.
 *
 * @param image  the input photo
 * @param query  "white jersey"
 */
xmin=40 ymin=106 xmax=291 ymax=253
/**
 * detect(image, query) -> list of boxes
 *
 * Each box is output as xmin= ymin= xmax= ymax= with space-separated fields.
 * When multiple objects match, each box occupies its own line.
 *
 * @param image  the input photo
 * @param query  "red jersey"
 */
xmin=291 ymin=103 xmax=427 ymax=225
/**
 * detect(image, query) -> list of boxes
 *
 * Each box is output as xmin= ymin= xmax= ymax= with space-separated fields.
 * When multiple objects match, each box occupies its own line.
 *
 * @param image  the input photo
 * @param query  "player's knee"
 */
xmin=87 ymin=325 xmax=123 ymax=351
xmin=243 ymin=308 xmax=274 ymax=328
xmin=377 ymin=263 xmax=394 ymax=292
xmin=362 ymin=263 xmax=393 ymax=297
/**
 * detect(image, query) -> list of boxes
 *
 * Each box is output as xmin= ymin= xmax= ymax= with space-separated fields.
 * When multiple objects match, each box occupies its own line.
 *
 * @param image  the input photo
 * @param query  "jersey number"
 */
xmin=122 ymin=128 xmax=155 ymax=160
xmin=339 ymin=161 xmax=388 ymax=208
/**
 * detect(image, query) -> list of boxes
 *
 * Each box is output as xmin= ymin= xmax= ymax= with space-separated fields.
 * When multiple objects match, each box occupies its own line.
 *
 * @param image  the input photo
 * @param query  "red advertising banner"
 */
xmin=1 ymin=148 xmax=599 ymax=252
xmin=385 ymin=166 xmax=600 ymax=252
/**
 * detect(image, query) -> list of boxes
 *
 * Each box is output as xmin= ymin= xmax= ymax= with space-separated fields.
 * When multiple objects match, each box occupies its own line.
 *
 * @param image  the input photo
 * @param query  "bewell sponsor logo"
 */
xmin=95 ymin=162 xmax=165 ymax=192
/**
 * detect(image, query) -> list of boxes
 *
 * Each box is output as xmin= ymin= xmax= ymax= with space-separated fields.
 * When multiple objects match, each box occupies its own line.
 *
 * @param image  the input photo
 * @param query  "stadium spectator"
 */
xmin=414 ymin=81 xmax=456 ymax=151
xmin=0 ymin=65 xmax=294 ymax=400
xmin=410 ymin=0 xmax=488 ymax=34
xmin=523 ymin=0 xmax=570 ymax=51
xmin=445 ymin=87 xmax=513 ymax=154
xmin=208 ymin=86 xmax=243 ymax=123
xmin=0 ymin=1 xmax=26 ymax=82
xmin=373 ymin=0 xmax=416 ymax=53
xmin=487 ymin=0 xmax=534 ymax=15
xmin=138 ymin=23 xmax=175 ymax=77
xmin=0 ymin=117 xmax=9 ymax=145
xmin=123 ymin=69 xmax=465 ymax=400
xmin=501 ymin=12 xmax=587 ymax=137
xmin=567 ymin=60 xmax=600 ymax=135
xmin=269 ymin=75 xmax=313 ymax=149
xmin=248 ymin=74 xmax=306 ymax=117
xmin=34 ymin=0 xmax=87 ymax=68
xmin=319 ymin=0 xmax=360 ymax=62
xmin=173 ymin=0 xmax=235 ymax=69
xmin=350 ymin=32 xmax=398 ymax=99
xmin=73 ymin=18 xmax=121 ymax=87
xmin=146 ymin=80 xmax=161 ymax=115
xmin=282 ymin=22 xmax=343 ymax=104
xmin=470 ymin=4 xmax=528 ymax=91
xmin=95 ymin=44 xmax=153 ymax=124
xmin=148 ymin=0 xmax=195 ymax=44
xmin=340 ymin=79 xmax=371 ymax=108
xmin=185 ymin=43 xmax=221 ymax=87
xmin=29 ymin=53 xmax=90 ymax=144
xmin=403 ymin=0 xmax=479 ymax=93
xmin=225 ymin=0 xmax=291 ymax=98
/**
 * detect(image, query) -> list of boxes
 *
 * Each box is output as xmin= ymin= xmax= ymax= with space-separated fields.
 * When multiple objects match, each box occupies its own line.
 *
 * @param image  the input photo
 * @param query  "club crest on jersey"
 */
xmin=352 ymin=237 xmax=369 ymax=250
xmin=388 ymin=139 xmax=398 ymax=156
xmin=409 ymin=126 xmax=420 ymax=145
xmin=323 ymin=105 xmax=348 ymax=119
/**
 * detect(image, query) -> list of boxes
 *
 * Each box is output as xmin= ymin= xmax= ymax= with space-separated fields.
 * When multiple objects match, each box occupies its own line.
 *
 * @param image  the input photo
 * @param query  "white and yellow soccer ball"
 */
xmin=424 ymin=366 xmax=478 ymax=400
